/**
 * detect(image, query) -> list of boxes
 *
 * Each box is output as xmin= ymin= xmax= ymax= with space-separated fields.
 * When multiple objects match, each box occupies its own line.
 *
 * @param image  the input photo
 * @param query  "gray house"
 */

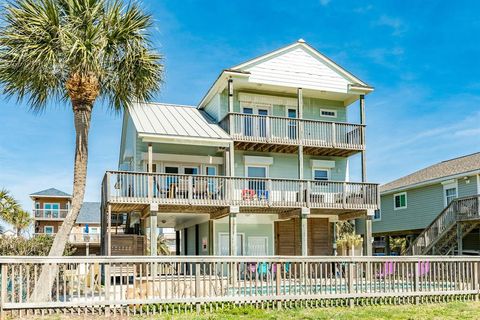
xmin=358 ymin=152 xmax=480 ymax=255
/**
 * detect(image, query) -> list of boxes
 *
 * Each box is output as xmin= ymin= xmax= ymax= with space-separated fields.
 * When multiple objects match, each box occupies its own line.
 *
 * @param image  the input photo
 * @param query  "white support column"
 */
xmin=228 ymin=78 xmax=234 ymax=132
xmin=150 ymin=203 xmax=159 ymax=256
xmin=107 ymin=204 xmax=112 ymax=256
xmin=298 ymin=146 xmax=304 ymax=180
xmin=297 ymin=88 xmax=303 ymax=119
xmin=229 ymin=142 xmax=235 ymax=177
xmin=148 ymin=143 xmax=153 ymax=172
xmin=457 ymin=222 xmax=463 ymax=256
xmin=300 ymin=207 xmax=310 ymax=256
xmin=298 ymin=88 xmax=304 ymax=180
xmin=229 ymin=206 xmax=239 ymax=256
xmin=363 ymin=212 xmax=373 ymax=256
xmin=359 ymin=95 xmax=367 ymax=182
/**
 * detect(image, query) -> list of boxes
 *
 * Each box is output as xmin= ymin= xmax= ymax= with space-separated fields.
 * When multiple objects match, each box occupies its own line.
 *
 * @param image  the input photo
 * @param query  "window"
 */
xmin=44 ymin=226 xmax=54 ymax=234
xmin=205 ymin=166 xmax=216 ymax=176
xmin=247 ymin=166 xmax=267 ymax=178
xmin=313 ymin=169 xmax=329 ymax=181
xmin=373 ymin=209 xmax=381 ymax=221
xmin=44 ymin=203 xmax=60 ymax=218
xmin=246 ymin=166 xmax=267 ymax=197
xmin=394 ymin=192 xmax=407 ymax=210
xmin=445 ymin=187 xmax=457 ymax=206
xmin=320 ymin=109 xmax=337 ymax=118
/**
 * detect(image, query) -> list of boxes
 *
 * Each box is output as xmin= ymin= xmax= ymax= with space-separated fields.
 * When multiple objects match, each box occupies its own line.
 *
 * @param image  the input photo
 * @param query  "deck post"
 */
xmin=359 ymin=95 xmax=367 ymax=182
xmin=300 ymin=208 xmax=309 ymax=256
xmin=363 ymin=212 xmax=373 ymax=256
xmin=107 ymin=204 xmax=112 ymax=256
xmin=457 ymin=222 xmax=463 ymax=256
xmin=228 ymin=78 xmax=234 ymax=132
xmin=229 ymin=141 xmax=235 ymax=177
xmin=229 ymin=206 xmax=239 ymax=255
xmin=297 ymin=88 xmax=304 ymax=179
xmin=150 ymin=204 xmax=159 ymax=256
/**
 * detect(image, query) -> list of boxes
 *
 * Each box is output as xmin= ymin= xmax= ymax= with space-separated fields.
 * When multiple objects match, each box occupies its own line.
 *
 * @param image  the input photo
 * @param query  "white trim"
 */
xmin=381 ymin=170 xmax=480 ymax=195
xmin=244 ymin=156 xmax=274 ymax=166
xmin=238 ymin=92 xmax=297 ymax=107
xmin=245 ymin=165 xmax=269 ymax=178
xmin=139 ymin=133 xmax=232 ymax=148
xmin=312 ymin=168 xmax=330 ymax=181
xmin=477 ymin=175 xmax=480 ymax=195
xmin=320 ymin=109 xmax=337 ymax=118
xmin=443 ymin=180 xmax=458 ymax=207
xmin=393 ymin=192 xmax=407 ymax=210
xmin=142 ymin=153 xmax=224 ymax=165
xmin=310 ymin=160 xmax=335 ymax=169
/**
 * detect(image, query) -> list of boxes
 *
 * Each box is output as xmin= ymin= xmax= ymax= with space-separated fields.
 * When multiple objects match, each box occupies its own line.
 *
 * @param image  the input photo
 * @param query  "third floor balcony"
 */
xmin=219 ymin=113 xmax=365 ymax=156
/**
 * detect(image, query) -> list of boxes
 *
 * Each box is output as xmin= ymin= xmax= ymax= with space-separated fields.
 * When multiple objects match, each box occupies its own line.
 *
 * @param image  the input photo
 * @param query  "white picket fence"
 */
xmin=1 ymin=256 xmax=479 ymax=317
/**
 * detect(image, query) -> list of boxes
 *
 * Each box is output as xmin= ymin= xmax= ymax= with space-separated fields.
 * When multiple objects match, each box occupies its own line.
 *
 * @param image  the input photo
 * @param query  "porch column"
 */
xmin=363 ymin=213 xmax=373 ymax=256
xmin=107 ymin=204 xmax=112 ymax=256
xmin=175 ymin=230 xmax=180 ymax=256
xmin=229 ymin=206 xmax=239 ymax=255
xmin=228 ymin=78 xmax=234 ymax=132
xmin=359 ymin=95 xmax=367 ymax=182
xmin=332 ymin=221 xmax=338 ymax=256
xmin=297 ymin=88 xmax=304 ymax=180
xmin=229 ymin=142 xmax=235 ymax=177
xmin=150 ymin=203 xmax=158 ymax=256
xmin=300 ymin=208 xmax=310 ymax=256
xmin=457 ymin=223 xmax=463 ymax=255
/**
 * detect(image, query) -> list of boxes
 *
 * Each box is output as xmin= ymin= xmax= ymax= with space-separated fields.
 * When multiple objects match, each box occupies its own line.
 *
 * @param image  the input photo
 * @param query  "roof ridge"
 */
xmin=440 ymin=151 xmax=480 ymax=163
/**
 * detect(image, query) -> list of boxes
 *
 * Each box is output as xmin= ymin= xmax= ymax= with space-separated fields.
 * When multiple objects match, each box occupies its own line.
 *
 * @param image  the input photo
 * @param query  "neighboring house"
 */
xmin=101 ymin=39 xmax=379 ymax=257
xmin=358 ymin=152 xmax=480 ymax=255
xmin=31 ymin=188 xmax=101 ymax=255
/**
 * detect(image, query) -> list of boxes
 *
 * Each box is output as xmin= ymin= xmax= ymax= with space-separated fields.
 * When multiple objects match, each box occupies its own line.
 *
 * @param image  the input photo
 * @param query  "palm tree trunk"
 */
xmin=32 ymin=103 xmax=92 ymax=301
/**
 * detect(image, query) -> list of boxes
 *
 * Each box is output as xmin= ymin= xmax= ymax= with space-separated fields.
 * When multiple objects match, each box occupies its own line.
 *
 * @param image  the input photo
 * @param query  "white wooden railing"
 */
xmin=1 ymin=256 xmax=479 ymax=316
xmin=33 ymin=233 xmax=101 ymax=244
xmin=33 ymin=209 xmax=69 ymax=219
xmin=219 ymin=113 xmax=365 ymax=149
xmin=409 ymin=195 xmax=480 ymax=255
xmin=102 ymin=171 xmax=379 ymax=210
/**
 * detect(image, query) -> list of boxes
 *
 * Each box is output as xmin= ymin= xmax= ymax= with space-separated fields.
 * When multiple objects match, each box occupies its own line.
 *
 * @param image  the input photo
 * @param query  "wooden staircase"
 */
xmin=408 ymin=195 xmax=480 ymax=255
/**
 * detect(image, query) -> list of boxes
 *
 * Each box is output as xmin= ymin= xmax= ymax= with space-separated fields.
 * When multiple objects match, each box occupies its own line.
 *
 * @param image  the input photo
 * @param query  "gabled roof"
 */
xmin=128 ymin=102 xmax=231 ymax=144
xmin=30 ymin=188 xmax=71 ymax=198
xmin=77 ymin=202 xmax=101 ymax=224
xmin=380 ymin=152 xmax=480 ymax=194
xmin=230 ymin=39 xmax=371 ymax=88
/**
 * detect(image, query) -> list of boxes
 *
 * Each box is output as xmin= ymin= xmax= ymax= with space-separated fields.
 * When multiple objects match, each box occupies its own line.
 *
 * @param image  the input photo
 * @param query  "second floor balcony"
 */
xmin=33 ymin=208 xmax=69 ymax=220
xmin=220 ymin=113 xmax=365 ymax=156
xmin=102 ymin=171 xmax=379 ymax=214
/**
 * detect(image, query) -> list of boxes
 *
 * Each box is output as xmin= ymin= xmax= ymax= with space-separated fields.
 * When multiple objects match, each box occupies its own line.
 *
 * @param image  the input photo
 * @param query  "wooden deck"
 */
xmin=102 ymin=171 xmax=379 ymax=218
xmin=220 ymin=113 xmax=365 ymax=156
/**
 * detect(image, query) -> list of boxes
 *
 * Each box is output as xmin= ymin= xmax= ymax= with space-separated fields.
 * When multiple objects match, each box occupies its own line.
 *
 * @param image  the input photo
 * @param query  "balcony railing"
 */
xmin=33 ymin=209 xmax=69 ymax=219
xmin=103 ymin=171 xmax=378 ymax=210
xmin=34 ymin=232 xmax=101 ymax=244
xmin=220 ymin=113 xmax=365 ymax=150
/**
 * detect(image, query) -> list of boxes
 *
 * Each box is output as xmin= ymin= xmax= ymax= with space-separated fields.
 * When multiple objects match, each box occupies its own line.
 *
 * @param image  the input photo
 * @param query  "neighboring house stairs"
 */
xmin=408 ymin=195 xmax=480 ymax=255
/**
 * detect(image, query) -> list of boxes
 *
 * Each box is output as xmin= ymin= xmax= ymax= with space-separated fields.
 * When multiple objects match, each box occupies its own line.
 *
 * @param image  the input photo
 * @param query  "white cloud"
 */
xmin=375 ymin=15 xmax=408 ymax=36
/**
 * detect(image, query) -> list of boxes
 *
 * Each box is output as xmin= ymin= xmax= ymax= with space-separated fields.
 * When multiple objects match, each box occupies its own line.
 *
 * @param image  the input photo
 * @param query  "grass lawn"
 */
xmin=131 ymin=301 xmax=480 ymax=320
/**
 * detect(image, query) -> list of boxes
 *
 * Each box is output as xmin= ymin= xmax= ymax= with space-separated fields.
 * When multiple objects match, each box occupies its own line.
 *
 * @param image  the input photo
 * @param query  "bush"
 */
xmin=0 ymin=235 xmax=76 ymax=256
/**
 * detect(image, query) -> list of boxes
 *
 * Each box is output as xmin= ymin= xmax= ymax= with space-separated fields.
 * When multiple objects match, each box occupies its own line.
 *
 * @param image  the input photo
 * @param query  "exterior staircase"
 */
xmin=408 ymin=195 xmax=480 ymax=255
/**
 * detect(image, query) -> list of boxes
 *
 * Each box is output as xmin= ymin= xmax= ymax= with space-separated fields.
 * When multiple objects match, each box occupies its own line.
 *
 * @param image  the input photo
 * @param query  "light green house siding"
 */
xmin=359 ymin=175 xmax=479 ymax=235
xmin=197 ymin=222 xmax=210 ymax=255
xmin=233 ymin=150 xmax=347 ymax=180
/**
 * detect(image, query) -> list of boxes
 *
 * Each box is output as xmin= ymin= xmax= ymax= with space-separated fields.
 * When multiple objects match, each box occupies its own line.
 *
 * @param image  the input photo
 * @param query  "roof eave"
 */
xmin=198 ymin=70 xmax=250 ymax=109
xmin=380 ymin=169 xmax=480 ymax=195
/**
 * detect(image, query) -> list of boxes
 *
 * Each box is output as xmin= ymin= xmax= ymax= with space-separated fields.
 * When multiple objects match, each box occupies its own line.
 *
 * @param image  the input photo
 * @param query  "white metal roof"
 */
xmin=128 ymin=102 xmax=231 ymax=142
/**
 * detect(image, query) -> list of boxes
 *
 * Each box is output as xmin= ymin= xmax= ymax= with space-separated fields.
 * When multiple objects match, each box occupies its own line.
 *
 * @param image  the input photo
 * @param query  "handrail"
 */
xmin=408 ymin=195 xmax=480 ymax=255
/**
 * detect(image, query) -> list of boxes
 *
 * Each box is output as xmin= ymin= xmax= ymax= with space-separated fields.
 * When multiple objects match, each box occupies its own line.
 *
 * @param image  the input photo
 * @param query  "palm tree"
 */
xmin=0 ymin=0 xmax=163 ymax=300
xmin=0 ymin=189 xmax=32 ymax=237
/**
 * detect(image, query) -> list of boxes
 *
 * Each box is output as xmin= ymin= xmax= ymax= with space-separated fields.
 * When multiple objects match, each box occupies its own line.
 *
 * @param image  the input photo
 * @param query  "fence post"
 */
xmin=195 ymin=263 xmax=201 ymax=314
xmin=348 ymin=262 xmax=354 ymax=308
xmin=414 ymin=261 xmax=420 ymax=304
xmin=1 ymin=264 xmax=6 ymax=319
xmin=475 ymin=261 xmax=480 ymax=302
xmin=276 ymin=262 xmax=281 ymax=310
xmin=105 ymin=263 xmax=111 ymax=315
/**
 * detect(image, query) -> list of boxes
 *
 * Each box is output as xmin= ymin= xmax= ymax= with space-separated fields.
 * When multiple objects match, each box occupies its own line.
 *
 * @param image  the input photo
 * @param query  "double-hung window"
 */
xmin=443 ymin=181 xmax=458 ymax=206
xmin=394 ymin=192 xmax=407 ymax=210
xmin=313 ymin=169 xmax=329 ymax=181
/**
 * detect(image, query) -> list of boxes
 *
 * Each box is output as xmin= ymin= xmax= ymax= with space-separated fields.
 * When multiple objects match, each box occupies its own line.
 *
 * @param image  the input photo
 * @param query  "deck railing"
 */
xmin=1 ymin=256 xmax=479 ymax=316
xmin=33 ymin=209 xmax=69 ymax=219
xmin=409 ymin=195 xmax=480 ymax=255
xmin=219 ymin=113 xmax=365 ymax=150
xmin=103 ymin=171 xmax=378 ymax=210
xmin=33 ymin=233 xmax=101 ymax=244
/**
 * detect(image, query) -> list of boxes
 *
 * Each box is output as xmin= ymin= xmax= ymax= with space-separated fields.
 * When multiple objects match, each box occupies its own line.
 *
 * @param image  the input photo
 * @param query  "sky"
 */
xmin=0 ymin=0 xmax=479 ymax=210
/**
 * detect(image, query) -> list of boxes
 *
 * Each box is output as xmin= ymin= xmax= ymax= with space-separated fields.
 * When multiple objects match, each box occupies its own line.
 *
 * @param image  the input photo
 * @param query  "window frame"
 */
xmin=312 ymin=168 xmax=330 ymax=181
xmin=320 ymin=109 xmax=337 ymax=118
xmin=246 ymin=165 xmax=269 ymax=178
xmin=373 ymin=209 xmax=381 ymax=221
xmin=443 ymin=181 xmax=458 ymax=207
xmin=44 ymin=226 xmax=54 ymax=234
xmin=393 ymin=192 xmax=407 ymax=210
